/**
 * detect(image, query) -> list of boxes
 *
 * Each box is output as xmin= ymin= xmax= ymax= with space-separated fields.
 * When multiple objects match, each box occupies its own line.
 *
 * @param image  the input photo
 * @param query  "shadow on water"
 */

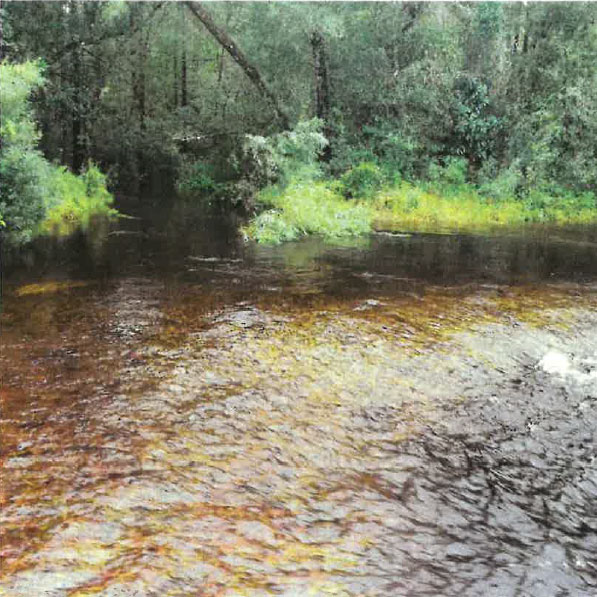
xmin=4 ymin=197 xmax=597 ymax=292
xmin=1 ymin=197 xmax=596 ymax=596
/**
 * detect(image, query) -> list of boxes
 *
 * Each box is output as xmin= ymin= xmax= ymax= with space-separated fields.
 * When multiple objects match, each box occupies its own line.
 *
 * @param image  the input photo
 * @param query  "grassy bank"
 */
xmin=243 ymin=180 xmax=372 ymax=243
xmin=372 ymin=181 xmax=597 ymax=234
xmin=39 ymin=164 xmax=118 ymax=237
xmin=244 ymin=176 xmax=597 ymax=244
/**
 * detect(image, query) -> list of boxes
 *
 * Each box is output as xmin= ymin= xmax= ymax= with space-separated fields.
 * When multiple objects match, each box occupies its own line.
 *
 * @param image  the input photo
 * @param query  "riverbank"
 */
xmin=244 ymin=178 xmax=597 ymax=244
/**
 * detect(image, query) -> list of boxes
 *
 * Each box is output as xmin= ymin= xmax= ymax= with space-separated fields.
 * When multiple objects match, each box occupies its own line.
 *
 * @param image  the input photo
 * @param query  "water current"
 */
xmin=1 ymin=199 xmax=596 ymax=596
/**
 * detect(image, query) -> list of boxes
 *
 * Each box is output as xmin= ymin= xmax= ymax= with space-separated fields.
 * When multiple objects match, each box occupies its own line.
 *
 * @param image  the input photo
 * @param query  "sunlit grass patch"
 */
xmin=14 ymin=280 xmax=90 ymax=297
xmin=243 ymin=180 xmax=373 ymax=244
xmin=373 ymin=182 xmax=527 ymax=233
xmin=40 ymin=163 xmax=118 ymax=237
xmin=245 ymin=175 xmax=597 ymax=244
xmin=372 ymin=181 xmax=597 ymax=234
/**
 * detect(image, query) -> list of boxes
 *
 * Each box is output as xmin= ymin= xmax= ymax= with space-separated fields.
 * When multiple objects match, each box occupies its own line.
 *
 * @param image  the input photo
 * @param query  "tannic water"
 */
xmin=1 ymin=197 xmax=596 ymax=597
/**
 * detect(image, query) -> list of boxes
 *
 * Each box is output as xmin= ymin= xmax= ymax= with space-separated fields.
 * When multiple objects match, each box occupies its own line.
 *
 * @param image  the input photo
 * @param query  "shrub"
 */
xmin=0 ymin=61 xmax=50 ymax=243
xmin=236 ymin=118 xmax=328 ymax=191
xmin=428 ymin=156 xmax=468 ymax=186
xmin=478 ymin=163 xmax=522 ymax=201
xmin=244 ymin=210 xmax=300 ymax=244
xmin=244 ymin=180 xmax=372 ymax=244
xmin=177 ymin=160 xmax=224 ymax=195
xmin=340 ymin=162 xmax=385 ymax=199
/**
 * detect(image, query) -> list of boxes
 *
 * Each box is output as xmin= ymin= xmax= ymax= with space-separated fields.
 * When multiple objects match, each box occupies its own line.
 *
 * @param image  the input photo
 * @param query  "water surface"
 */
xmin=1 ymin=198 xmax=596 ymax=596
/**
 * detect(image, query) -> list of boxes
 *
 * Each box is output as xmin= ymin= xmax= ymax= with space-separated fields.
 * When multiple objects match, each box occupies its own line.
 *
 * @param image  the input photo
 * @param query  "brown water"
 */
xmin=1 ymin=199 xmax=596 ymax=596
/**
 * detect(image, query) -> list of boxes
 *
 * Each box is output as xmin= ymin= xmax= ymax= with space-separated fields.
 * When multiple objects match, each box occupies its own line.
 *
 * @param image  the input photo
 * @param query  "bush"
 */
xmin=523 ymin=185 xmax=597 ymax=218
xmin=244 ymin=209 xmax=300 ymax=244
xmin=478 ymin=162 xmax=522 ymax=201
xmin=177 ymin=160 xmax=224 ymax=195
xmin=0 ymin=61 xmax=50 ymax=243
xmin=0 ymin=146 xmax=53 ymax=244
xmin=236 ymin=118 xmax=328 ymax=191
xmin=244 ymin=180 xmax=372 ymax=244
xmin=428 ymin=156 xmax=468 ymax=186
xmin=340 ymin=162 xmax=385 ymax=199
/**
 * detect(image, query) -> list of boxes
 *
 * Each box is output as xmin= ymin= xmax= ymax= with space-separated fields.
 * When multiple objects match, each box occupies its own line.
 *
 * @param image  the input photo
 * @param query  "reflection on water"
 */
xmin=1 ymin=199 xmax=596 ymax=596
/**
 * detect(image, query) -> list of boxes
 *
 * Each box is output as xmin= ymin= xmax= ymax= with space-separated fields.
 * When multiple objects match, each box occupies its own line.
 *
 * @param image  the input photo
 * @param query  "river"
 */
xmin=1 ymin=198 xmax=596 ymax=596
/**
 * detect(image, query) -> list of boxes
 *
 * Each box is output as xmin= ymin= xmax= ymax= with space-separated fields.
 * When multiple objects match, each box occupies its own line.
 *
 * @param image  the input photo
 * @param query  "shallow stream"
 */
xmin=1 ymin=199 xmax=596 ymax=596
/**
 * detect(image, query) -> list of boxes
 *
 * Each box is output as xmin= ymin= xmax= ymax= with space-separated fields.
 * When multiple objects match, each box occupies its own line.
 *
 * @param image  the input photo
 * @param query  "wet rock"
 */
xmin=353 ymin=298 xmax=385 ymax=311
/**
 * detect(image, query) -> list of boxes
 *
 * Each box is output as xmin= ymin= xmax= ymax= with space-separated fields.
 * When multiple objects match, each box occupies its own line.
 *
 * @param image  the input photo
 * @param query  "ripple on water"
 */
xmin=2 ymin=223 xmax=597 ymax=596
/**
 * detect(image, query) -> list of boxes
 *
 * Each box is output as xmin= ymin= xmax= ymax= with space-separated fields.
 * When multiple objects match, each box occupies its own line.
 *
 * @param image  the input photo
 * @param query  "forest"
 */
xmin=2 ymin=1 xmax=597 ymax=244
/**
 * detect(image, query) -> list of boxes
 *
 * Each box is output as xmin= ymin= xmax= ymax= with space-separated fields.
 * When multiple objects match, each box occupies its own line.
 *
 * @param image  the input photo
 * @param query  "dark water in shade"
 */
xmin=1 ymin=197 xmax=596 ymax=596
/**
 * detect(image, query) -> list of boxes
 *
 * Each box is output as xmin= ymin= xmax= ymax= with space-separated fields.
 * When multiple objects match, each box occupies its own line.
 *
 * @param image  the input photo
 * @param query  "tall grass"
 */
xmin=373 ymin=181 xmax=597 ymax=234
xmin=243 ymin=180 xmax=372 ymax=244
xmin=40 ymin=163 xmax=118 ymax=236
xmin=245 ymin=176 xmax=597 ymax=244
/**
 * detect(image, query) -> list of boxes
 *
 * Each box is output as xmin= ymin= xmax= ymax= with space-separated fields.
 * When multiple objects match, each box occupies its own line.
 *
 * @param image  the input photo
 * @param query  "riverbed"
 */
xmin=1 ymin=199 xmax=596 ymax=596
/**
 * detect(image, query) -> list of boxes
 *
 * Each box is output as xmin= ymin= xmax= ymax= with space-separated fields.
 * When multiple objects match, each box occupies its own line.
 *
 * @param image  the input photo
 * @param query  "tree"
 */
xmin=185 ymin=1 xmax=290 ymax=129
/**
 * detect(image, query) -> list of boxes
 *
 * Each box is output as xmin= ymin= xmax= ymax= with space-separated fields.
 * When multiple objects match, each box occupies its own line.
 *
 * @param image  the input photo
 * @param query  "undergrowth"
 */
xmin=40 ymin=163 xmax=118 ymax=236
xmin=243 ymin=180 xmax=372 ymax=244
xmin=245 ymin=170 xmax=597 ymax=244
xmin=374 ymin=182 xmax=597 ymax=233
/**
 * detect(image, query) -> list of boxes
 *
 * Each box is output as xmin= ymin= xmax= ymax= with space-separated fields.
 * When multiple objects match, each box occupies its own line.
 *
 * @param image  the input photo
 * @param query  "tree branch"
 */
xmin=184 ymin=1 xmax=290 ymax=130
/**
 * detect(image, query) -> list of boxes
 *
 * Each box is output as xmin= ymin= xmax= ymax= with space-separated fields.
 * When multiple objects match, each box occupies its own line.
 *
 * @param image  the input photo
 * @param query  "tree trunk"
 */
xmin=310 ymin=30 xmax=332 ymax=161
xmin=173 ymin=53 xmax=179 ymax=108
xmin=185 ymin=1 xmax=290 ymax=129
xmin=181 ymin=46 xmax=188 ymax=107
xmin=72 ymin=45 xmax=85 ymax=173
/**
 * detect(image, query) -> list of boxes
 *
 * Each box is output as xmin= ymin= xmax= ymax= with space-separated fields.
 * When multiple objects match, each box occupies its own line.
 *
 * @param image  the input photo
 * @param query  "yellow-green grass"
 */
xmin=244 ymin=178 xmax=597 ymax=244
xmin=39 ymin=164 xmax=118 ymax=236
xmin=373 ymin=182 xmax=597 ymax=234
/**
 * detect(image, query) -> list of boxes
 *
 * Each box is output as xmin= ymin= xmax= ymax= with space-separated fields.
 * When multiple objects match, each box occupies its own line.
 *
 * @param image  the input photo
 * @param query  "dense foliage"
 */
xmin=2 ymin=2 xmax=597 ymax=242
xmin=0 ymin=61 xmax=49 ymax=242
xmin=0 ymin=61 xmax=115 ymax=244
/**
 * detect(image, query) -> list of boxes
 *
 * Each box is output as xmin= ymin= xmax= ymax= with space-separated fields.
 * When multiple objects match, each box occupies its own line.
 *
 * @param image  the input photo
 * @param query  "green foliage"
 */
xmin=237 ymin=118 xmax=328 ymax=190
xmin=244 ymin=181 xmax=372 ymax=244
xmin=243 ymin=209 xmax=300 ymax=244
xmin=339 ymin=162 xmax=385 ymax=199
xmin=0 ymin=61 xmax=51 ymax=243
xmin=0 ymin=145 xmax=53 ymax=244
xmin=477 ymin=161 xmax=522 ymax=201
xmin=426 ymin=157 xmax=469 ymax=197
xmin=0 ymin=60 xmax=115 ymax=244
xmin=452 ymin=77 xmax=502 ymax=166
xmin=374 ymin=180 xmax=597 ymax=233
xmin=523 ymin=185 xmax=597 ymax=220
xmin=176 ymin=160 xmax=224 ymax=195
xmin=41 ymin=163 xmax=117 ymax=236
xmin=5 ymin=2 xmax=597 ymax=215
xmin=246 ymin=169 xmax=597 ymax=244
